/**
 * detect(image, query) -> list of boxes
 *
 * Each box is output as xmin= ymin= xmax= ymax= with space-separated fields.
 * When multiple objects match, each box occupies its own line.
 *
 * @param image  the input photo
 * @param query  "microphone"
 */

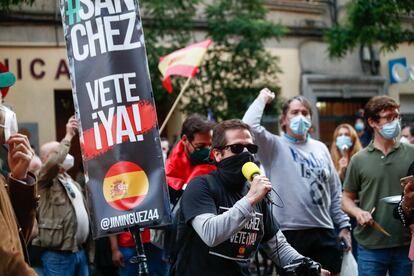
xmin=241 ymin=161 xmax=261 ymax=181
xmin=242 ymin=162 xmax=273 ymax=203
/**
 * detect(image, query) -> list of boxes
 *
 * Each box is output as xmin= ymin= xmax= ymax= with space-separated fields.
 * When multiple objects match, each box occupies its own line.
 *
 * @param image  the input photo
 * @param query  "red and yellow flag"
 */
xmin=103 ymin=161 xmax=149 ymax=211
xmin=158 ymin=39 xmax=213 ymax=93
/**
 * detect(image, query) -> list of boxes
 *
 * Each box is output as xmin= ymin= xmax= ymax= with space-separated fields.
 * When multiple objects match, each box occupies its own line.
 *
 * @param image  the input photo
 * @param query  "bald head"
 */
xmin=40 ymin=141 xmax=60 ymax=163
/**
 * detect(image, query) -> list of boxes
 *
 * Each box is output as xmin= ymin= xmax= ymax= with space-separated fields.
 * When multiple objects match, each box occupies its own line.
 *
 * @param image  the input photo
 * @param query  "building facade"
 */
xmin=1 ymin=0 xmax=413 ymax=158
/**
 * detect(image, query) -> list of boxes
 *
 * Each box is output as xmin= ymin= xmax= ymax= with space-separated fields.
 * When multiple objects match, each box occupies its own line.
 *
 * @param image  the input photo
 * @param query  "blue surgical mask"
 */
xmin=379 ymin=119 xmax=401 ymax=140
xmin=354 ymin=122 xmax=364 ymax=132
xmin=336 ymin=135 xmax=353 ymax=151
xmin=289 ymin=115 xmax=311 ymax=136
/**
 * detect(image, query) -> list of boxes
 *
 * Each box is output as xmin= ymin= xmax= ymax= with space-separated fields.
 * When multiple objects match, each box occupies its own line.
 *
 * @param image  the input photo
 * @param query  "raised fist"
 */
xmin=258 ymin=88 xmax=275 ymax=104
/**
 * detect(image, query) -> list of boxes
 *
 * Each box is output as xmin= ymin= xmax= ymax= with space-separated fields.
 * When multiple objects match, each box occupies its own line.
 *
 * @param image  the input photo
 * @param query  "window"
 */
xmin=265 ymin=0 xmax=328 ymax=14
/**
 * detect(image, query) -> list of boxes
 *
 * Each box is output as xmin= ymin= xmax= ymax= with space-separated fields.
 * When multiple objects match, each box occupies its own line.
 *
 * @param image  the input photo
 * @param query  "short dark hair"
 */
xmin=180 ymin=114 xmax=214 ymax=142
xmin=403 ymin=123 xmax=414 ymax=136
xmin=410 ymin=124 xmax=414 ymax=136
xmin=212 ymin=119 xmax=253 ymax=149
xmin=280 ymin=96 xmax=312 ymax=131
xmin=281 ymin=96 xmax=312 ymax=117
xmin=364 ymin=96 xmax=399 ymax=123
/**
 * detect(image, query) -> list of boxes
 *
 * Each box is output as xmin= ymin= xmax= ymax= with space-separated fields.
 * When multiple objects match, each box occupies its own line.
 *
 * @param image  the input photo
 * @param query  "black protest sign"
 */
xmin=60 ymin=0 xmax=171 ymax=238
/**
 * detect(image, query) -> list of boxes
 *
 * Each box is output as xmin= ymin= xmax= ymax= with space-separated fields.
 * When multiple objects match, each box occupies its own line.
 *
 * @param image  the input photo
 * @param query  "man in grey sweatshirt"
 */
xmin=243 ymin=88 xmax=351 ymax=275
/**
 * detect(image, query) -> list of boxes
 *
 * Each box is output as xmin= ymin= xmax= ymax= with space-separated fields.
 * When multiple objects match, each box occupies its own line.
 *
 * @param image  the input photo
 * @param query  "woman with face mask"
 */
xmin=330 ymin=124 xmax=363 ymax=263
xmin=330 ymin=124 xmax=362 ymax=182
xmin=354 ymin=117 xmax=372 ymax=148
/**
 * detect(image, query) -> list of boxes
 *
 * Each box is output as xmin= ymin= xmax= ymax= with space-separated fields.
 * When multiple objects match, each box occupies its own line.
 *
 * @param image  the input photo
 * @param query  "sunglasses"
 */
xmin=219 ymin=143 xmax=258 ymax=154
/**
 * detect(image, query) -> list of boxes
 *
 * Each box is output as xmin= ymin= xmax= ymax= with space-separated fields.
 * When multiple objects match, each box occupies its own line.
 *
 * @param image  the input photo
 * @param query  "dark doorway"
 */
xmin=317 ymin=98 xmax=370 ymax=146
xmin=54 ymin=90 xmax=82 ymax=180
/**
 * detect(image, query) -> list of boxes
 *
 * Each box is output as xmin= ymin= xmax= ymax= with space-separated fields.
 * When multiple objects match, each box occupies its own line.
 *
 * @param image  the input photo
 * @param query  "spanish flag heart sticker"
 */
xmin=103 ymin=161 xmax=149 ymax=211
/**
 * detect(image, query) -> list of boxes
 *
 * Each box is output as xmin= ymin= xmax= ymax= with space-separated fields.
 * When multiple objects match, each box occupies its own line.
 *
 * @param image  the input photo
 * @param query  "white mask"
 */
xmin=61 ymin=154 xmax=75 ymax=171
xmin=0 ymin=105 xmax=18 ymax=144
xmin=400 ymin=136 xmax=410 ymax=144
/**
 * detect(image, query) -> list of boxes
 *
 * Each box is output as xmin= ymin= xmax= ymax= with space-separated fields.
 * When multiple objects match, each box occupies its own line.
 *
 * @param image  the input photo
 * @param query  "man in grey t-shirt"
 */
xmin=243 ymin=88 xmax=351 ymax=275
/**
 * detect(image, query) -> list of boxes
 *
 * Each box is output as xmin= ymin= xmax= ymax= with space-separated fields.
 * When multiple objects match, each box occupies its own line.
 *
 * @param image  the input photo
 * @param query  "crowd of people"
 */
xmin=1 ymin=85 xmax=414 ymax=276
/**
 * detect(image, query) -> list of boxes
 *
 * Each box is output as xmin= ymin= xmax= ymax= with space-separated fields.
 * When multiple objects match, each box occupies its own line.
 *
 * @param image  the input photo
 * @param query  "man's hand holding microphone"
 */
xmin=241 ymin=162 xmax=331 ymax=275
xmin=242 ymin=162 xmax=272 ymax=206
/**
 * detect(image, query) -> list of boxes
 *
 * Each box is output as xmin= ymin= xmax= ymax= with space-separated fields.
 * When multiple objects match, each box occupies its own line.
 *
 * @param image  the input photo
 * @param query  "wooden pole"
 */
xmin=159 ymin=76 xmax=193 ymax=134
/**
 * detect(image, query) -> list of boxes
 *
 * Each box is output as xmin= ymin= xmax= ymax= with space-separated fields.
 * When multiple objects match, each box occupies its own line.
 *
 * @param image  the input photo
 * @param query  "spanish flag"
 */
xmin=103 ymin=161 xmax=149 ymax=211
xmin=158 ymin=39 xmax=213 ymax=93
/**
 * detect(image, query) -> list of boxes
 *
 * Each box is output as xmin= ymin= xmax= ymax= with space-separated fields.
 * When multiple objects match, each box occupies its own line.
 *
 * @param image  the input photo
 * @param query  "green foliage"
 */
xmin=0 ymin=0 xmax=34 ymax=11
xmin=325 ymin=0 xmax=414 ymax=58
xmin=4 ymin=0 xmax=286 ymax=122
xmin=3 ymin=0 xmax=285 ymax=123
xmin=143 ymin=0 xmax=285 ymax=122
xmin=183 ymin=0 xmax=286 ymax=120
xmin=140 ymin=0 xmax=199 ymax=121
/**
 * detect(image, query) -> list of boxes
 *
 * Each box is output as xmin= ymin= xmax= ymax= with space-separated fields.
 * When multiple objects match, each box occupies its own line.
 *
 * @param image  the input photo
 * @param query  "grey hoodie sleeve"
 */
xmin=191 ymin=197 xmax=256 ymax=247
xmin=261 ymin=230 xmax=304 ymax=267
xmin=242 ymin=98 xmax=278 ymax=168
xmin=326 ymin=150 xmax=350 ymax=229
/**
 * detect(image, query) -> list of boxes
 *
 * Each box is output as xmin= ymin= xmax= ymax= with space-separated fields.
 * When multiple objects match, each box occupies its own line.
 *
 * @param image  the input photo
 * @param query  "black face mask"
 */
xmin=216 ymin=151 xmax=255 ymax=190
